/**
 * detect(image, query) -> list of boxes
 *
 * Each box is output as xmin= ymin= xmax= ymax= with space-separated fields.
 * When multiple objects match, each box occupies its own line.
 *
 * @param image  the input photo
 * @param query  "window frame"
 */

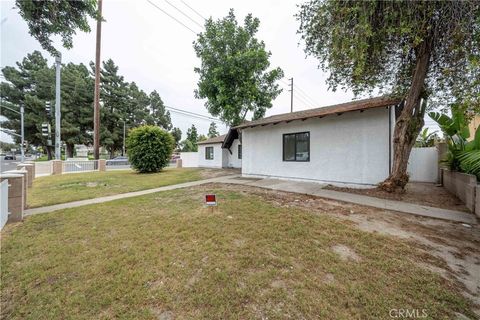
xmin=205 ymin=146 xmax=214 ymax=160
xmin=238 ymin=144 xmax=242 ymax=159
xmin=282 ymin=132 xmax=310 ymax=162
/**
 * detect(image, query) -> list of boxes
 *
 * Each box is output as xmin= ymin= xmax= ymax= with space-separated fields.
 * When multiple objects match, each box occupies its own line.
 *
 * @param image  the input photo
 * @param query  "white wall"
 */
xmin=198 ymin=143 xmax=223 ymax=168
xmin=180 ymin=152 xmax=199 ymax=168
xmin=407 ymin=147 xmax=438 ymax=183
xmin=241 ymin=107 xmax=391 ymax=186
xmin=225 ymin=139 xmax=242 ymax=168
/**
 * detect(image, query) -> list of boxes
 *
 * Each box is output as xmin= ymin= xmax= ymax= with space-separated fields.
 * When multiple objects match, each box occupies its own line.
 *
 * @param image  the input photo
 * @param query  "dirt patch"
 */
xmin=205 ymin=183 xmax=480 ymax=311
xmin=331 ymin=244 xmax=361 ymax=262
xmin=325 ymin=182 xmax=470 ymax=213
xmin=199 ymin=168 xmax=240 ymax=179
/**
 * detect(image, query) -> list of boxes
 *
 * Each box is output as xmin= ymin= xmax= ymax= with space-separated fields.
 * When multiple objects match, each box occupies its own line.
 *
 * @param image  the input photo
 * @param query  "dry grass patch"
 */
xmin=1 ymin=186 xmax=476 ymax=319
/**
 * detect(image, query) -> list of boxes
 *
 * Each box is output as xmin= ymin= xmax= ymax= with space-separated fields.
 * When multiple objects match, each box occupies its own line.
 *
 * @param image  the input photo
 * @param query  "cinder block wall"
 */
xmin=442 ymin=169 xmax=477 ymax=213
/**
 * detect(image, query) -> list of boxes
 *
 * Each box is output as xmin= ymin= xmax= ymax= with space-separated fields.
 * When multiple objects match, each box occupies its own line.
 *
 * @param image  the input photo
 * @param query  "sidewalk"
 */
xmin=24 ymin=174 xmax=240 ymax=216
xmin=215 ymin=176 xmax=478 ymax=225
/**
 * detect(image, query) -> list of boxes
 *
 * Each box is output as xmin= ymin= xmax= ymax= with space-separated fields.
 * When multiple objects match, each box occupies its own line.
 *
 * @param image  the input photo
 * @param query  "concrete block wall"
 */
xmin=0 ymin=174 xmax=24 ymax=223
xmin=442 ymin=169 xmax=478 ymax=214
xmin=476 ymin=185 xmax=480 ymax=218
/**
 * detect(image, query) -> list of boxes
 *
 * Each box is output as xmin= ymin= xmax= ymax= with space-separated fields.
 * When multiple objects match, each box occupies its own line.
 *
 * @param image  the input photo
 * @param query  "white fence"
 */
xmin=180 ymin=152 xmax=199 ymax=168
xmin=63 ymin=160 xmax=98 ymax=173
xmin=407 ymin=147 xmax=438 ymax=183
xmin=0 ymin=180 xmax=8 ymax=230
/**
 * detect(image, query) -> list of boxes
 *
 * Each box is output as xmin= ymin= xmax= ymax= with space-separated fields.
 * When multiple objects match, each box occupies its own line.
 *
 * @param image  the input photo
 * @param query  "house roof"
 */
xmin=234 ymin=96 xmax=401 ymax=130
xmin=197 ymin=134 xmax=227 ymax=145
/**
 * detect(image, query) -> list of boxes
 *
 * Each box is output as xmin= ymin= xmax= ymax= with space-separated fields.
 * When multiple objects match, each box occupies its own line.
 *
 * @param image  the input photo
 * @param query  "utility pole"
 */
xmin=289 ymin=77 xmax=293 ymax=113
xmin=93 ymin=0 xmax=103 ymax=160
xmin=122 ymin=120 xmax=126 ymax=156
xmin=54 ymin=54 xmax=62 ymax=160
xmin=20 ymin=104 xmax=24 ymax=162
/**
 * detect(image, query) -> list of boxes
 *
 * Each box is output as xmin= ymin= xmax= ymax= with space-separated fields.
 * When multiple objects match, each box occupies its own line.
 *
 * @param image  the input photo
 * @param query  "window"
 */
xmin=283 ymin=132 xmax=310 ymax=162
xmin=238 ymin=144 xmax=242 ymax=159
xmin=205 ymin=146 xmax=214 ymax=160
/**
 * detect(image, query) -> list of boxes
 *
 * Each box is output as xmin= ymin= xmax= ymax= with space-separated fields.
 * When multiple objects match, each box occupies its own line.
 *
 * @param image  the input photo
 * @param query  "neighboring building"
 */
xmin=468 ymin=115 xmax=480 ymax=141
xmin=196 ymin=133 xmax=242 ymax=168
xmin=234 ymin=96 xmax=401 ymax=187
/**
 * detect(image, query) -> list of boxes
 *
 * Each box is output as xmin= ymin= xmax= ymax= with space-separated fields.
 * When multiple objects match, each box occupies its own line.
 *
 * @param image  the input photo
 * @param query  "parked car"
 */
xmin=4 ymin=155 xmax=16 ymax=160
xmin=106 ymin=156 xmax=129 ymax=166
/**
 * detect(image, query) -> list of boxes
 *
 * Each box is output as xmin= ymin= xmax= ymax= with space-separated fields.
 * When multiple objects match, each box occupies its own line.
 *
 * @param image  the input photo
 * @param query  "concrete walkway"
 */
xmin=215 ymin=176 xmax=478 ymax=225
xmin=24 ymin=174 xmax=240 ymax=216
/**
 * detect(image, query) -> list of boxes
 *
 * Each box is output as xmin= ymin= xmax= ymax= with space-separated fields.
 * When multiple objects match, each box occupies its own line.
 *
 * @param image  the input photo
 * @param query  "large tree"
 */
xmin=193 ymin=9 xmax=284 ymax=126
xmin=16 ymin=0 xmax=98 ymax=56
xmin=170 ymin=127 xmax=182 ymax=150
xmin=146 ymin=90 xmax=172 ymax=130
xmin=297 ymin=1 xmax=480 ymax=191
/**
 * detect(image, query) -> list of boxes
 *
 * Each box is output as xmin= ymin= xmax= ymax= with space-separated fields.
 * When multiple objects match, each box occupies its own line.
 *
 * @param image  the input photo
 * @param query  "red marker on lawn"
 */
xmin=205 ymin=194 xmax=217 ymax=206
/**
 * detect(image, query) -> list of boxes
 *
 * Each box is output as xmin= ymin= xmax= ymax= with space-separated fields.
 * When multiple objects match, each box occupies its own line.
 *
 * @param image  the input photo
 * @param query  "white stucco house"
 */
xmin=196 ymin=132 xmax=242 ymax=169
xmin=233 ymin=96 xmax=401 ymax=187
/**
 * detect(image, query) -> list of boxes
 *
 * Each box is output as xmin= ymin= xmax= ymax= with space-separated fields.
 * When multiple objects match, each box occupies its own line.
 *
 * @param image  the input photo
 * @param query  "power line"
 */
xmin=146 ymin=0 xmax=198 ymax=34
xmin=165 ymin=105 xmax=223 ymax=123
xmin=164 ymin=0 xmax=204 ymax=29
xmin=180 ymin=0 xmax=207 ymax=21
xmin=293 ymin=83 xmax=319 ymax=106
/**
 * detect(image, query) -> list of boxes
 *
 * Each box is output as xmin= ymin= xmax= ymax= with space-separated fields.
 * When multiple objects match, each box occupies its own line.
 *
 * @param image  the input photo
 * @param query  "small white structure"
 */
xmin=196 ymin=133 xmax=242 ymax=169
xmin=234 ymin=96 xmax=401 ymax=187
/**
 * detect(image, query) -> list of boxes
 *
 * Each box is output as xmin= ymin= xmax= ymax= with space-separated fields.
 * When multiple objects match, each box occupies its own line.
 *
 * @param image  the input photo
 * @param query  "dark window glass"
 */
xmin=238 ymin=144 xmax=242 ymax=159
xmin=283 ymin=132 xmax=310 ymax=162
xmin=205 ymin=146 xmax=214 ymax=160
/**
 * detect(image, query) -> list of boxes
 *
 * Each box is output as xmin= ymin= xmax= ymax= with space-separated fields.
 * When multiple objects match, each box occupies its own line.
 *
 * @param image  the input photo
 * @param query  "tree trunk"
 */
xmin=379 ymin=38 xmax=432 ymax=192
xmin=66 ymin=143 xmax=74 ymax=159
xmin=46 ymin=146 xmax=53 ymax=160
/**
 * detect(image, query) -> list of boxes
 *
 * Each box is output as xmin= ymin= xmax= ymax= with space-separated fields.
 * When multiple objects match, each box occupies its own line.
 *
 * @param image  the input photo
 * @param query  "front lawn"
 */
xmin=1 ymin=186 xmax=474 ymax=319
xmin=28 ymin=168 xmax=206 ymax=208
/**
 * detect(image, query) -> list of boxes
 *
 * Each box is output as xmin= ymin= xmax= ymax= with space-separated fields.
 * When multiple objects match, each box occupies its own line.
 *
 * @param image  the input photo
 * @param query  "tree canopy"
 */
xmin=208 ymin=122 xmax=219 ymax=138
xmin=297 ymin=0 xmax=480 ymax=191
xmin=194 ymin=9 xmax=284 ymax=126
xmin=1 ymin=51 xmax=173 ymax=159
xmin=15 ymin=0 xmax=98 ymax=56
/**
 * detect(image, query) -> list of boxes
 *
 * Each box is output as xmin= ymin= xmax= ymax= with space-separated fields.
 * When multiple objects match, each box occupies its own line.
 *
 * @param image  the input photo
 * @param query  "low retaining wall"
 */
xmin=442 ymin=169 xmax=478 ymax=216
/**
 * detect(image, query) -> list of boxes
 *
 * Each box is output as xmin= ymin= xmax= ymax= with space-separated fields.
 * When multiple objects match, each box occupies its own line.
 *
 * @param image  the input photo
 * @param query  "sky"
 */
xmin=0 ymin=0 xmax=440 ymax=143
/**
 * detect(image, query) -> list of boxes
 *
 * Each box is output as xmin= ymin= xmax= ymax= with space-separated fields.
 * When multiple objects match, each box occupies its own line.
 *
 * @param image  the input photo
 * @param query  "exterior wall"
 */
xmin=198 ymin=143 xmax=223 ymax=168
xmin=442 ymin=169 xmax=477 ymax=213
xmin=180 ymin=152 xmax=199 ymax=168
xmin=225 ymin=139 xmax=242 ymax=168
xmin=407 ymin=147 xmax=438 ymax=183
xmin=241 ymin=107 xmax=391 ymax=186
xmin=476 ymin=185 xmax=480 ymax=218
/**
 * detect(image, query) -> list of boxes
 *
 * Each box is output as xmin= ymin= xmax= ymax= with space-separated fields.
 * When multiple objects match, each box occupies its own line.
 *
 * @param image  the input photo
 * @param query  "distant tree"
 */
xmin=207 ymin=122 xmax=219 ymax=138
xmin=15 ymin=0 xmax=98 ymax=56
xmin=146 ymin=91 xmax=172 ymax=130
xmin=198 ymin=134 xmax=207 ymax=142
xmin=170 ymin=127 xmax=182 ymax=150
xmin=194 ymin=9 xmax=284 ymax=126
xmin=180 ymin=124 xmax=199 ymax=152
xmin=415 ymin=128 xmax=438 ymax=148
xmin=297 ymin=0 xmax=480 ymax=192
xmin=126 ymin=125 xmax=174 ymax=173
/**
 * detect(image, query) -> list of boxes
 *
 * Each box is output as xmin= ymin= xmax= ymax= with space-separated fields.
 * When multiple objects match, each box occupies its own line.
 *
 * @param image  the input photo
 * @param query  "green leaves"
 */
xmin=16 ymin=0 xmax=98 ymax=56
xmin=193 ymin=9 xmax=284 ymax=126
xmin=126 ymin=125 xmax=174 ymax=173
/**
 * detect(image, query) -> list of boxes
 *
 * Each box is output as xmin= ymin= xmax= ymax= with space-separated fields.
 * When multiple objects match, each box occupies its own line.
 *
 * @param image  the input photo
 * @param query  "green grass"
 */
xmin=27 ymin=168 xmax=205 ymax=208
xmin=1 ymin=186 xmax=474 ymax=319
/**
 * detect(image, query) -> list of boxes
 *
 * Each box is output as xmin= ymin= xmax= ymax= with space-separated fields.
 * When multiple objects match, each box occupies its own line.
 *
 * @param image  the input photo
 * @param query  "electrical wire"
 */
xmin=180 ymin=0 xmax=207 ymax=21
xmin=163 ymin=0 xmax=204 ymax=29
xmin=146 ymin=0 xmax=199 ymax=34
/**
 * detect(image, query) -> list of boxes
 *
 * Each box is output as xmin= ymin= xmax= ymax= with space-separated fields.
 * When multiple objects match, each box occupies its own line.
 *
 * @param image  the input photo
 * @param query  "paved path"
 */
xmin=215 ymin=176 xmax=478 ymax=225
xmin=24 ymin=174 xmax=240 ymax=216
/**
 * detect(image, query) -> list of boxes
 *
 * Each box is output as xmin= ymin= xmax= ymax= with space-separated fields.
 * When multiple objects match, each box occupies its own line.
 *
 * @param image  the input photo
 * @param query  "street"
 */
xmin=0 ymin=160 xmax=20 ymax=173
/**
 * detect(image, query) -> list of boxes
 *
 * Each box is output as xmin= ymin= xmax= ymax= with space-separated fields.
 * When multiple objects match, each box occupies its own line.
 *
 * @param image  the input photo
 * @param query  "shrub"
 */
xmin=126 ymin=125 xmax=174 ymax=173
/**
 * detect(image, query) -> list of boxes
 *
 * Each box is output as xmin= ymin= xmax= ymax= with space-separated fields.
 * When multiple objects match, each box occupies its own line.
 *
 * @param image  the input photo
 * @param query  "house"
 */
xmin=233 ymin=96 xmax=402 ymax=187
xmin=196 ymin=133 xmax=242 ymax=168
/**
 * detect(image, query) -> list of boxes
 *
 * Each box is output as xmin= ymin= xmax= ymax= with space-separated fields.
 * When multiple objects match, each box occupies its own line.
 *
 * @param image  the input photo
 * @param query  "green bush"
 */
xmin=126 ymin=125 xmax=174 ymax=173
